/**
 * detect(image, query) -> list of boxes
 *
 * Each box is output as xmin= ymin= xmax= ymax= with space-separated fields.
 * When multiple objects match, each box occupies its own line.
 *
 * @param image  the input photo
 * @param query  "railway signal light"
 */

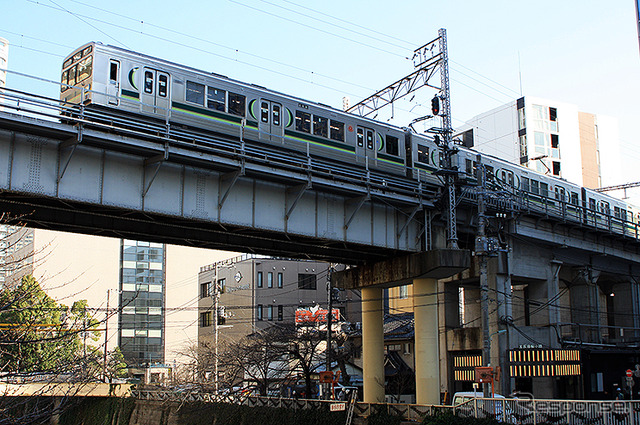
xmin=431 ymin=96 xmax=440 ymax=116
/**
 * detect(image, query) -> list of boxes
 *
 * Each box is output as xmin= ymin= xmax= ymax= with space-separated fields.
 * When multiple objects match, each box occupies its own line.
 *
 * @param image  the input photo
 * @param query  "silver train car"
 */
xmin=60 ymin=42 xmax=639 ymax=234
xmin=60 ymin=42 xmax=441 ymax=181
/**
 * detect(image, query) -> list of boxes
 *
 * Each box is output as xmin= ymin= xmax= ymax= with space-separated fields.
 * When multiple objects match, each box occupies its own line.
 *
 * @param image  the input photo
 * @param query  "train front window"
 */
xmin=295 ymin=111 xmax=311 ymax=133
xmin=228 ymin=93 xmax=245 ymax=117
xmin=73 ymin=51 xmax=82 ymax=62
xmin=60 ymin=70 xmax=69 ymax=92
xmin=207 ymin=87 xmax=225 ymax=111
xmin=63 ymin=57 xmax=73 ymax=69
xmin=144 ymin=71 xmax=154 ymax=94
xmin=82 ymin=46 xmax=92 ymax=57
xmin=330 ymin=120 xmax=344 ymax=142
xmin=313 ymin=115 xmax=328 ymax=138
xmin=186 ymin=81 xmax=205 ymax=105
xmin=77 ymin=56 xmax=92 ymax=84
xmin=68 ymin=65 xmax=77 ymax=87
xmin=418 ymin=145 xmax=429 ymax=163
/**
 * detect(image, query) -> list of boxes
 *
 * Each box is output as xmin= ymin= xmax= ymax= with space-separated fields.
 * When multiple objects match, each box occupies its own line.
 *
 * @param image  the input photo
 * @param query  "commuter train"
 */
xmin=60 ymin=42 xmax=640 ymax=233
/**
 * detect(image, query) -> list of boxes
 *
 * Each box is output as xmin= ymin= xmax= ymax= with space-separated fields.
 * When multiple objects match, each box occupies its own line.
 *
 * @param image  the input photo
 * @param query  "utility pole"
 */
xmin=103 ymin=289 xmax=110 ymax=382
xmin=212 ymin=268 xmax=220 ymax=394
xmin=325 ymin=264 xmax=334 ymax=399
xmin=475 ymin=154 xmax=491 ymax=397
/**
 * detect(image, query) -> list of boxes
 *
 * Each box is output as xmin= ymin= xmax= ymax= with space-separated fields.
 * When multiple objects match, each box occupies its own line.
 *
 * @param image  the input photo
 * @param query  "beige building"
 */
xmin=2 ymin=227 xmax=235 ymax=365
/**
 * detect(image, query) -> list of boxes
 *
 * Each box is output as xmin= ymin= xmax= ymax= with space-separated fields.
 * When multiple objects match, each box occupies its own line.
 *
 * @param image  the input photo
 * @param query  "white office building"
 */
xmin=457 ymin=96 xmax=622 ymax=191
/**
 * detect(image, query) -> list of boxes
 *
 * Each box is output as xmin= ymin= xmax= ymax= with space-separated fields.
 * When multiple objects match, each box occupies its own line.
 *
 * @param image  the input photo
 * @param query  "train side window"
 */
xmin=465 ymin=159 xmax=472 ymax=174
xmin=158 ymin=75 xmax=168 ymax=97
xmin=313 ymin=115 xmax=328 ymax=138
xmin=418 ymin=145 xmax=429 ymax=164
xmin=228 ymin=92 xmax=246 ymax=117
xmin=485 ymin=165 xmax=494 ymax=182
xmin=273 ymin=104 xmax=280 ymax=126
xmin=531 ymin=180 xmax=539 ymax=195
xmin=614 ymin=206 xmax=622 ymax=219
xmin=295 ymin=111 xmax=311 ymax=133
xmin=186 ymin=81 xmax=205 ymax=105
xmin=330 ymin=120 xmax=344 ymax=142
xmin=144 ymin=71 xmax=154 ymax=94
xmin=366 ymin=130 xmax=374 ymax=150
xmin=386 ymin=136 xmax=399 ymax=156
xmin=261 ymin=101 xmax=269 ymax=123
xmin=570 ymin=192 xmax=579 ymax=205
xmin=207 ymin=87 xmax=225 ymax=111
xmin=357 ymin=128 xmax=364 ymax=147
xmin=589 ymin=198 xmax=596 ymax=211
xmin=109 ymin=62 xmax=118 ymax=82
xmin=521 ymin=177 xmax=529 ymax=192
xmin=540 ymin=182 xmax=549 ymax=198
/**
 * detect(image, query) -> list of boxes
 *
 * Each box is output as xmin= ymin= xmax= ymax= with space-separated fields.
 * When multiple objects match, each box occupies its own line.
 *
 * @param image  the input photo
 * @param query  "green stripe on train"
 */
xmin=284 ymin=130 xmax=356 ymax=153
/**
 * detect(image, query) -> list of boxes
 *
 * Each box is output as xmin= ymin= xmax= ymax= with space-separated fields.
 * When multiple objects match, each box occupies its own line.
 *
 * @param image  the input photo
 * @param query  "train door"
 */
xmin=141 ymin=68 xmax=170 ymax=116
xmin=258 ymin=99 xmax=283 ymax=143
xmin=107 ymin=60 xmax=120 ymax=106
xmin=356 ymin=126 xmax=374 ymax=165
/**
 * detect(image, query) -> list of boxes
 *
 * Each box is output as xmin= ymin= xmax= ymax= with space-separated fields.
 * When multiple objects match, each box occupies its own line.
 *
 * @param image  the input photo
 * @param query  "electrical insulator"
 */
xmin=431 ymin=96 xmax=440 ymax=116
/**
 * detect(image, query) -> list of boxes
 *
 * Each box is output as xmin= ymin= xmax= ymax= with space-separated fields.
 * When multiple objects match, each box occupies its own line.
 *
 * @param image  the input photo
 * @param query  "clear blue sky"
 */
xmin=2 ymin=0 xmax=639 ymax=190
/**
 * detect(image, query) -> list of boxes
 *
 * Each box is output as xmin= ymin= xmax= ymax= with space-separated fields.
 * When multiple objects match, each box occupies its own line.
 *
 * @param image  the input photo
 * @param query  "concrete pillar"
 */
xmin=548 ymin=260 xmax=563 ymax=325
xmin=361 ymin=286 xmax=385 ymax=403
xmin=413 ymin=278 xmax=440 ymax=405
xmin=570 ymin=267 xmax=601 ymax=342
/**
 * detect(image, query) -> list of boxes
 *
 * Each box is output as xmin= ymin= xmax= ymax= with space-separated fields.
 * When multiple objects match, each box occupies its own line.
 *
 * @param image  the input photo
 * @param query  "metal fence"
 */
xmin=452 ymin=398 xmax=640 ymax=425
xmin=132 ymin=390 xmax=640 ymax=425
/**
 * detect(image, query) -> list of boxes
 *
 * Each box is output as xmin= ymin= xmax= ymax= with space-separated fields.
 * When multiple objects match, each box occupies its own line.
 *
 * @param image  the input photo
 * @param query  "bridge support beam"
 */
xmin=413 ymin=278 xmax=439 ymax=404
xmin=362 ymin=286 xmax=385 ymax=403
xmin=334 ymin=249 xmax=469 ymax=404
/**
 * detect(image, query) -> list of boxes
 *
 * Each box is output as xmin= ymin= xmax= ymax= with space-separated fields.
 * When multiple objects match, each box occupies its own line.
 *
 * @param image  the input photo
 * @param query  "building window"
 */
xmin=268 ymin=272 xmax=273 ymax=288
xmin=277 ymin=272 xmax=283 ymax=288
xmin=200 ymin=312 xmax=212 ymax=327
xmin=200 ymin=282 xmax=210 ymax=299
xmin=257 ymin=304 xmax=263 ymax=321
xmin=267 ymin=305 xmax=273 ymax=321
xmin=399 ymin=285 xmax=409 ymax=299
xmin=257 ymin=271 xmax=263 ymax=288
xmin=217 ymin=278 xmax=226 ymax=294
xmin=298 ymin=273 xmax=316 ymax=290
xmin=278 ymin=305 xmax=283 ymax=321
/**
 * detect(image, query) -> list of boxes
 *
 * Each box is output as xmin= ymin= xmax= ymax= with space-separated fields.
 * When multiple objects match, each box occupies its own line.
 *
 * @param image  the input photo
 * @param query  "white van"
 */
xmin=452 ymin=391 xmax=512 ymax=422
